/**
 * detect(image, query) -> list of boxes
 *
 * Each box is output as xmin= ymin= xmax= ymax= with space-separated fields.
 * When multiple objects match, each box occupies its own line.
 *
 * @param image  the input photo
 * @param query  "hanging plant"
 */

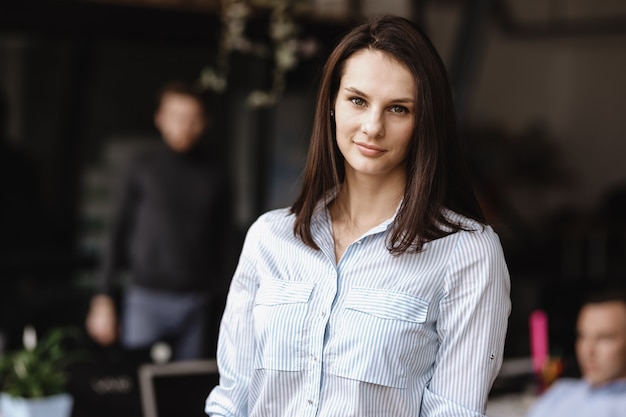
xmin=198 ymin=0 xmax=319 ymax=107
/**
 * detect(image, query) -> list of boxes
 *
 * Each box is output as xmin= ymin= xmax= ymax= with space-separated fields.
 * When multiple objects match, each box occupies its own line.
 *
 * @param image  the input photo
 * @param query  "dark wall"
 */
xmin=3 ymin=2 xmax=624 ymax=369
xmin=0 ymin=1 xmax=348 ymax=350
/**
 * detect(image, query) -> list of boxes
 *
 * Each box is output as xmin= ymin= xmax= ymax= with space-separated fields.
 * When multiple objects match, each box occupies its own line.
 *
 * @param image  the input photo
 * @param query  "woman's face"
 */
xmin=333 ymin=49 xmax=416 ymax=181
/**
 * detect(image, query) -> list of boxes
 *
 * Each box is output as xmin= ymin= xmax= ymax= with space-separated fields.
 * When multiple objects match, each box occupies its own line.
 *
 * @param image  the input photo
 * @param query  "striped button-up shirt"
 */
xmin=205 ymin=204 xmax=511 ymax=417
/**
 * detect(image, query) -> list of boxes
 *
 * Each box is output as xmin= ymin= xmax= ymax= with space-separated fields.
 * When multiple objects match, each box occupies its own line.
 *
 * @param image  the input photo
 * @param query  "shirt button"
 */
xmin=308 ymin=400 xmax=313 ymax=405
xmin=321 ymin=312 xmax=326 ymax=317
xmin=357 ymin=240 xmax=362 ymax=244
xmin=313 ymin=356 xmax=318 ymax=361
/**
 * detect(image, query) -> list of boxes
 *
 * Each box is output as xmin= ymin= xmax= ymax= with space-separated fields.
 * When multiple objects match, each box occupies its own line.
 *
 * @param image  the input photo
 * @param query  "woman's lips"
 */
xmin=354 ymin=141 xmax=386 ymax=157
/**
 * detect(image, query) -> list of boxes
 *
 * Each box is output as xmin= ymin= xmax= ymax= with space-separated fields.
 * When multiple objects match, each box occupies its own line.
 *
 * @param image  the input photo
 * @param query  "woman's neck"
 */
xmin=329 ymin=171 xmax=405 ymax=261
xmin=332 ymin=185 xmax=400 ymax=229
xmin=335 ymin=168 xmax=405 ymax=224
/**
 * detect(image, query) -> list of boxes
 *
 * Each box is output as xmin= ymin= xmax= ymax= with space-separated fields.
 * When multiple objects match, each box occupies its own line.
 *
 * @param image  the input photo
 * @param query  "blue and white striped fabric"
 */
xmin=205 ymin=203 xmax=511 ymax=417
xmin=525 ymin=378 xmax=626 ymax=417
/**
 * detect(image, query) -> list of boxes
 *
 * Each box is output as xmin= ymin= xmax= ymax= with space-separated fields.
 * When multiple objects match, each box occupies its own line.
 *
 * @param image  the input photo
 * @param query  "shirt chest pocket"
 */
xmin=253 ymin=278 xmax=315 ymax=371
xmin=327 ymin=287 xmax=436 ymax=389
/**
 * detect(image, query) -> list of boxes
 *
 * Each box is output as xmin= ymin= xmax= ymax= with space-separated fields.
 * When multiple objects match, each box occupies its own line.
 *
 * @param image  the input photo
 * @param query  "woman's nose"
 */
xmin=361 ymin=110 xmax=385 ymax=138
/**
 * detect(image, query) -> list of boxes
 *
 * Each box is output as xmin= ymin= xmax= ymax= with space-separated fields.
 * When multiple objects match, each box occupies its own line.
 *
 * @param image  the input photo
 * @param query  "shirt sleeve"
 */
xmin=205 ymin=220 xmax=261 ymax=417
xmin=96 ymin=157 xmax=140 ymax=295
xmin=421 ymin=226 xmax=511 ymax=416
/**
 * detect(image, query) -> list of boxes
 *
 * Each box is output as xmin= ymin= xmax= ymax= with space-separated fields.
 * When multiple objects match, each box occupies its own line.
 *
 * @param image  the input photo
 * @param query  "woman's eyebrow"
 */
xmin=344 ymin=86 xmax=414 ymax=103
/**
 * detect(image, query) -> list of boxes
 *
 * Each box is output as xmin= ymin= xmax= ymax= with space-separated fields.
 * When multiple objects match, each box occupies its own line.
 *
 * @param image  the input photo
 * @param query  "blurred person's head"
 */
xmin=154 ymin=81 xmax=209 ymax=153
xmin=575 ymin=288 xmax=626 ymax=386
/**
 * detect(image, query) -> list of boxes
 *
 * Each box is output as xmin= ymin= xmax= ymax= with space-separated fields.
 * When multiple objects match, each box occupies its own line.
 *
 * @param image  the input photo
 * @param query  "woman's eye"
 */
xmin=350 ymin=97 xmax=366 ymax=106
xmin=390 ymin=105 xmax=409 ymax=114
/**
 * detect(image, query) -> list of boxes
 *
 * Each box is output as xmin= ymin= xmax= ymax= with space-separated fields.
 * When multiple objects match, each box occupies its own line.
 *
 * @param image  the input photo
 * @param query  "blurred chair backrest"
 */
xmin=138 ymin=359 xmax=219 ymax=417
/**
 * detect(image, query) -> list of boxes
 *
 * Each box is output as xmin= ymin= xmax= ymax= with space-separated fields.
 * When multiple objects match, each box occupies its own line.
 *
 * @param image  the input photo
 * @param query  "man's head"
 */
xmin=575 ymin=289 xmax=626 ymax=386
xmin=154 ymin=81 xmax=209 ymax=153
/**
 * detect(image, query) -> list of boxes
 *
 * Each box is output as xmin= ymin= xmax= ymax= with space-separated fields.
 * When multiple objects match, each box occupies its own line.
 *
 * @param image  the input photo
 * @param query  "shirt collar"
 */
xmin=586 ymin=378 xmax=626 ymax=394
xmin=311 ymin=186 xmax=400 ymax=237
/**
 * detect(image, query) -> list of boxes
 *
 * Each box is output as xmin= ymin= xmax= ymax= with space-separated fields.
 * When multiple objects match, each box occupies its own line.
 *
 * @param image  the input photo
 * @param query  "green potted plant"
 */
xmin=0 ymin=326 xmax=78 ymax=417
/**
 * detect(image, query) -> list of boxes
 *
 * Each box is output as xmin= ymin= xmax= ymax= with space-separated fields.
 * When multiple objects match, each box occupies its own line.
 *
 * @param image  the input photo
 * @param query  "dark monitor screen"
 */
xmin=139 ymin=360 xmax=219 ymax=417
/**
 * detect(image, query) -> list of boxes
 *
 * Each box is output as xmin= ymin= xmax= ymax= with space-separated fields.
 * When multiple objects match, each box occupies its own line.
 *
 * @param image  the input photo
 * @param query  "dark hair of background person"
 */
xmin=582 ymin=286 xmax=626 ymax=308
xmin=291 ymin=15 xmax=485 ymax=255
xmin=154 ymin=79 xmax=213 ymax=117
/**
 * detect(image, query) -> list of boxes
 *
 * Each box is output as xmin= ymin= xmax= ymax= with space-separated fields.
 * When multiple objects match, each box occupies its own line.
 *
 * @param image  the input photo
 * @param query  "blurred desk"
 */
xmin=487 ymin=357 xmax=537 ymax=417
xmin=487 ymin=392 xmax=537 ymax=417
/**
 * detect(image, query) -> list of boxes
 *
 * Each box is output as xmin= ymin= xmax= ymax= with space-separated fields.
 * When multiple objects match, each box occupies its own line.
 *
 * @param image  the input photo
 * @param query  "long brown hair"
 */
xmin=291 ymin=15 xmax=485 ymax=254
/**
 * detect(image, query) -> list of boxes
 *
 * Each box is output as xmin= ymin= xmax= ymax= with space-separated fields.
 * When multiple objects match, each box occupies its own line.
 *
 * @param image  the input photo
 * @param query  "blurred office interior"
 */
xmin=1 ymin=0 xmax=626 ymax=404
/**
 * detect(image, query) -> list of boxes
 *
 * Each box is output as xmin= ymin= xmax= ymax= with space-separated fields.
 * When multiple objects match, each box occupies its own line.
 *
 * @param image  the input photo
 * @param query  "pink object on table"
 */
xmin=529 ymin=309 xmax=549 ymax=374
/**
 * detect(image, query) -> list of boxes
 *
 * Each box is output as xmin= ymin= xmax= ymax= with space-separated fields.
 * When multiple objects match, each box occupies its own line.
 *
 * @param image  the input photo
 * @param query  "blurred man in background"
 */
xmin=85 ymin=81 xmax=233 ymax=360
xmin=526 ymin=288 xmax=626 ymax=416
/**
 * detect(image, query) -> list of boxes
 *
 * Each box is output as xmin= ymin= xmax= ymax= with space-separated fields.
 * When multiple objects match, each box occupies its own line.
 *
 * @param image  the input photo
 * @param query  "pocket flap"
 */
xmin=255 ymin=279 xmax=315 ymax=306
xmin=344 ymin=287 xmax=429 ymax=323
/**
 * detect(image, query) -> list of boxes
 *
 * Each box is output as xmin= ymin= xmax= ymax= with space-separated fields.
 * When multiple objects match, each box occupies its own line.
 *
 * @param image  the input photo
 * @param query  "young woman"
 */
xmin=206 ymin=15 xmax=511 ymax=417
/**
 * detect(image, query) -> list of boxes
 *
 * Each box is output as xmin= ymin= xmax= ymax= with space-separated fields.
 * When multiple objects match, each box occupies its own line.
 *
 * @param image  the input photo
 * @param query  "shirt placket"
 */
xmin=303 ymin=256 xmax=337 ymax=416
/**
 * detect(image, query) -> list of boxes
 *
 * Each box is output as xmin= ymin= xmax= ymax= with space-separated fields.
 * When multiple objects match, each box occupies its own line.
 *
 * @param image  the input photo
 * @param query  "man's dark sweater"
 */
xmin=98 ymin=141 xmax=232 ymax=295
